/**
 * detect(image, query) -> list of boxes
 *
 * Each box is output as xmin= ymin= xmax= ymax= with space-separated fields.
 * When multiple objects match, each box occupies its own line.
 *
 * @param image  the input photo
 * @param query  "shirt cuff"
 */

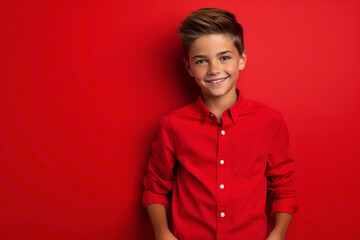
xmin=270 ymin=197 xmax=298 ymax=217
xmin=142 ymin=189 xmax=170 ymax=211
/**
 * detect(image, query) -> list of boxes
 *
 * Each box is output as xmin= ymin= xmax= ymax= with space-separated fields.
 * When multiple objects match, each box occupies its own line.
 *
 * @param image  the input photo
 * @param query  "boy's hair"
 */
xmin=176 ymin=8 xmax=244 ymax=58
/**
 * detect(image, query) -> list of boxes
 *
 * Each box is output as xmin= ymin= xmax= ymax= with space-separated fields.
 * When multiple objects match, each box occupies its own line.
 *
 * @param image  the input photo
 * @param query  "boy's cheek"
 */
xmin=224 ymin=65 xmax=240 ymax=74
xmin=192 ymin=71 xmax=206 ymax=81
xmin=194 ymin=77 xmax=204 ymax=86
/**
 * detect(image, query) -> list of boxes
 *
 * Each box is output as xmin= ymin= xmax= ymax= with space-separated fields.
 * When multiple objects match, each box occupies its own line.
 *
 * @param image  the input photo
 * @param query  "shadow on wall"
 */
xmin=139 ymin=33 xmax=200 ymax=240
xmin=167 ymin=34 xmax=200 ymax=102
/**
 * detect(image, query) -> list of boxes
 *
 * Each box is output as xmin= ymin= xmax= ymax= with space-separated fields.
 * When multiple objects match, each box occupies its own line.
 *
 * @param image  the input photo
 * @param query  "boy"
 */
xmin=142 ymin=8 xmax=297 ymax=240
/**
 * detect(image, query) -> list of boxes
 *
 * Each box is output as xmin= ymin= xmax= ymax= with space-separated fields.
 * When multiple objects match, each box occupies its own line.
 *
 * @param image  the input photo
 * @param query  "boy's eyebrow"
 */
xmin=192 ymin=51 xmax=233 ymax=59
xmin=217 ymin=50 xmax=232 ymax=56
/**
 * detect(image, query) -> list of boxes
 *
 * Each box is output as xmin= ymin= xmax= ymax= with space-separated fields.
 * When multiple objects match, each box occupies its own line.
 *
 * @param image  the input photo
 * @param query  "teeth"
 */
xmin=209 ymin=78 xmax=226 ymax=83
xmin=213 ymin=79 xmax=223 ymax=83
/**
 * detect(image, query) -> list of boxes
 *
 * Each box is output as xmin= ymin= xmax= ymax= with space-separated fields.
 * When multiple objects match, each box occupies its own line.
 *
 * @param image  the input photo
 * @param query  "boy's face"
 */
xmin=184 ymin=34 xmax=246 ymax=99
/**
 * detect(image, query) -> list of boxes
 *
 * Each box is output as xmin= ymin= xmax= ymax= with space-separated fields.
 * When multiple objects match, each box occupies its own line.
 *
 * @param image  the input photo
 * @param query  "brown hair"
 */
xmin=176 ymin=8 xmax=244 ymax=58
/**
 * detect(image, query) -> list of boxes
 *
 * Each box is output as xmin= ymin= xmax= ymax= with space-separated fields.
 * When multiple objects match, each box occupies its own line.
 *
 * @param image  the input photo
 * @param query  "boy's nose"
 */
xmin=207 ymin=62 xmax=221 ymax=75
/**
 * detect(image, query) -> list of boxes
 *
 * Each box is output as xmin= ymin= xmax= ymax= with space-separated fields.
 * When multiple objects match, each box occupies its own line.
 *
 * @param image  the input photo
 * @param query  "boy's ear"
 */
xmin=238 ymin=50 xmax=247 ymax=71
xmin=183 ymin=57 xmax=194 ymax=77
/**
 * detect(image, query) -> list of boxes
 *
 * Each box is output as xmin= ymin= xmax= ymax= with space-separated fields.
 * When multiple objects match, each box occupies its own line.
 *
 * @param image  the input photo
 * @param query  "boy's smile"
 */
xmin=184 ymin=34 xmax=247 ymax=100
xmin=205 ymin=76 xmax=228 ymax=86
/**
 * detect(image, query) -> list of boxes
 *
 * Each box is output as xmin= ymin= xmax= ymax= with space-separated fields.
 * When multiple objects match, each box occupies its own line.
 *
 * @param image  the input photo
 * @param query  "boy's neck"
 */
xmin=201 ymin=89 xmax=238 ymax=122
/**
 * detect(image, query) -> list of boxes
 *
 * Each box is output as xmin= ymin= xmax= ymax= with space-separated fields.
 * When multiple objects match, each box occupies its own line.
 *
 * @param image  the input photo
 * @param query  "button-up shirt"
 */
xmin=142 ymin=88 xmax=297 ymax=240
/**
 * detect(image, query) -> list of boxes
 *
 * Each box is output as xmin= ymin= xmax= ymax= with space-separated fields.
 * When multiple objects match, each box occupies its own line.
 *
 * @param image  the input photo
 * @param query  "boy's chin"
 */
xmin=200 ymin=84 xmax=237 ymax=98
xmin=201 ymin=88 xmax=231 ymax=98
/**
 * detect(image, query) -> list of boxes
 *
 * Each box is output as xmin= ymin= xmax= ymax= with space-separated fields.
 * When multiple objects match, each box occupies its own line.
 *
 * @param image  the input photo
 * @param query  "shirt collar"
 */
xmin=194 ymin=88 xmax=246 ymax=123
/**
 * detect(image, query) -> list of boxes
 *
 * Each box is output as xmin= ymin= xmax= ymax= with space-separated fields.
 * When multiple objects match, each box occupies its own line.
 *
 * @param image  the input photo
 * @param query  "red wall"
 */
xmin=1 ymin=1 xmax=359 ymax=239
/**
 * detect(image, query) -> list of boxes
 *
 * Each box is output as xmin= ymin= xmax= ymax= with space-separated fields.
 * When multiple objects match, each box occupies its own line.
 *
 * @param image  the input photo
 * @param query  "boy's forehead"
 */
xmin=188 ymin=34 xmax=238 ymax=57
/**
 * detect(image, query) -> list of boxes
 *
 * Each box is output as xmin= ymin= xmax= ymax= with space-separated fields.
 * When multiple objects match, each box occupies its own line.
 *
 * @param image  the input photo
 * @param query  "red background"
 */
xmin=1 ymin=0 xmax=359 ymax=239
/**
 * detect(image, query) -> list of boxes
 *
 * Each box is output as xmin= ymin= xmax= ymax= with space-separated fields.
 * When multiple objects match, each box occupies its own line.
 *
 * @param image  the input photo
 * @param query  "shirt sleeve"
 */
xmin=142 ymin=116 xmax=176 ymax=212
xmin=266 ymin=114 xmax=298 ymax=217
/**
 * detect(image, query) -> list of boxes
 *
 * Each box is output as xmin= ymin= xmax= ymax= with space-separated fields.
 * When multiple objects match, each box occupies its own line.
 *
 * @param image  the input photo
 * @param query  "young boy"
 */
xmin=142 ymin=8 xmax=297 ymax=240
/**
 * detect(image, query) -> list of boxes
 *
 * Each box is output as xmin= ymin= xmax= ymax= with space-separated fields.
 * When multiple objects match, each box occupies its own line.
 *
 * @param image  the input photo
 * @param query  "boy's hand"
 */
xmin=266 ymin=229 xmax=285 ymax=240
xmin=156 ymin=230 xmax=178 ymax=240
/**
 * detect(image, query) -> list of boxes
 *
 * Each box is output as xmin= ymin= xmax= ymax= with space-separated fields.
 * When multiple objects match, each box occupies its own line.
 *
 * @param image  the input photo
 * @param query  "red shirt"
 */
xmin=142 ymin=88 xmax=297 ymax=240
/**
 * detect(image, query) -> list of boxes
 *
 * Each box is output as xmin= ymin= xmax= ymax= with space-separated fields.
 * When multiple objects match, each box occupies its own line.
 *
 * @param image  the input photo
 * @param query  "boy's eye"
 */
xmin=195 ymin=59 xmax=207 ymax=64
xmin=220 ymin=56 xmax=231 ymax=61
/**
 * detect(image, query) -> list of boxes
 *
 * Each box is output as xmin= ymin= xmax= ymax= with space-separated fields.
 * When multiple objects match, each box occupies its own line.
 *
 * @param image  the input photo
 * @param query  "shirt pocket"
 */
xmin=233 ymin=142 xmax=267 ymax=177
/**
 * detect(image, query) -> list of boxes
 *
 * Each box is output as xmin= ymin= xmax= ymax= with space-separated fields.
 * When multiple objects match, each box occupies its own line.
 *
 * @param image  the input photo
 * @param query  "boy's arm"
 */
xmin=266 ymin=114 xmax=298 ymax=237
xmin=266 ymin=212 xmax=292 ymax=240
xmin=147 ymin=204 xmax=178 ymax=240
xmin=142 ymin=117 xmax=177 ymax=237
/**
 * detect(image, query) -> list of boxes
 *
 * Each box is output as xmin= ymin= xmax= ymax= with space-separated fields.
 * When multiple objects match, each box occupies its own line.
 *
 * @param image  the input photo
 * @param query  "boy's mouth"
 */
xmin=205 ymin=77 xmax=228 ymax=86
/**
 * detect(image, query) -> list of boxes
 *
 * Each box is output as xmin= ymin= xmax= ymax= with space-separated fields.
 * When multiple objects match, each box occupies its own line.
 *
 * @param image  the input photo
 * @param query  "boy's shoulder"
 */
xmin=245 ymin=98 xmax=285 ymax=119
xmin=159 ymin=101 xmax=199 ymax=126
xmin=245 ymin=98 xmax=287 ymax=129
xmin=160 ymin=96 xmax=285 ymax=128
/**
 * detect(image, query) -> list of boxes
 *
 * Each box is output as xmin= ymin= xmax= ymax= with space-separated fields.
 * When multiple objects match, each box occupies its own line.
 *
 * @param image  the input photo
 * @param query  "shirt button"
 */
xmin=220 ymin=160 xmax=224 ymax=165
xmin=220 ymin=212 xmax=225 ymax=217
xmin=220 ymin=184 xmax=224 ymax=189
xmin=221 ymin=130 xmax=225 ymax=135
